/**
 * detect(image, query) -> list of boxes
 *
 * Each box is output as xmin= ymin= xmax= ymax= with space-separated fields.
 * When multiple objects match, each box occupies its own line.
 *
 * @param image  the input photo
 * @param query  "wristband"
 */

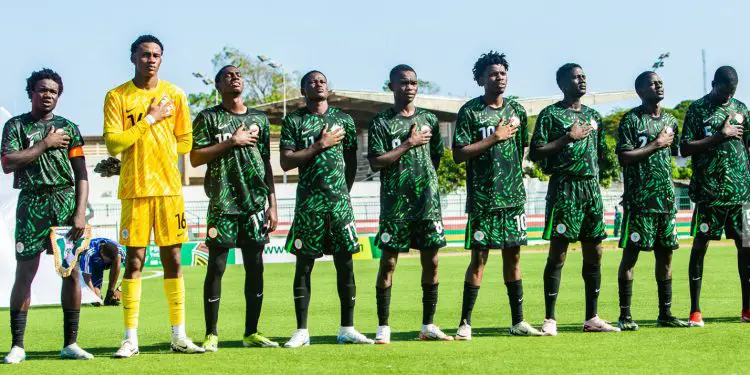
xmin=145 ymin=114 xmax=156 ymax=125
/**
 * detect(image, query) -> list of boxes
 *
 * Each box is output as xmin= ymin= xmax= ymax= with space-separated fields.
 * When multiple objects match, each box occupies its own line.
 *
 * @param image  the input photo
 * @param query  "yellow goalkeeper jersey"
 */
xmin=103 ymin=79 xmax=192 ymax=199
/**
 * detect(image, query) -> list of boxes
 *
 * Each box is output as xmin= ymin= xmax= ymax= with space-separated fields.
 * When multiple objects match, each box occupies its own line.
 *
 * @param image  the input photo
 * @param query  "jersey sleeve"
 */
xmin=191 ymin=111 xmax=212 ymax=150
xmin=616 ymin=113 xmax=636 ymax=153
xmin=259 ymin=115 xmax=271 ymax=161
xmin=79 ymin=251 xmax=92 ymax=275
xmin=530 ymin=108 xmax=552 ymax=147
xmin=343 ymin=115 xmax=357 ymax=152
xmin=515 ymin=105 xmax=529 ymax=164
xmin=279 ymin=116 xmax=297 ymax=151
xmin=740 ymin=104 xmax=750 ymax=146
xmin=681 ymin=104 xmax=701 ymax=143
xmin=67 ymin=122 xmax=86 ymax=158
xmin=367 ymin=117 xmax=388 ymax=158
xmin=173 ymin=89 xmax=192 ymax=137
xmin=428 ymin=114 xmax=444 ymax=159
xmin=1 ymin=119 xmax=21 ymax=156
xmin=452 ymin=106 xmax=473 ymax=148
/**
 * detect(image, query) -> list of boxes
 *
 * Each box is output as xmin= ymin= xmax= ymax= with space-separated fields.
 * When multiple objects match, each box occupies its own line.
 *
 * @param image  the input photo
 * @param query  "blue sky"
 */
xmin=0 ymin=0 xmax=747 ymax=135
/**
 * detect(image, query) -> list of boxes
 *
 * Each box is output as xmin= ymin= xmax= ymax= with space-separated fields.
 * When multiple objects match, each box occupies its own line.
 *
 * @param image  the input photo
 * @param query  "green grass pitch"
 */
xmin=2 ymin=240 xmax=747 ymax=374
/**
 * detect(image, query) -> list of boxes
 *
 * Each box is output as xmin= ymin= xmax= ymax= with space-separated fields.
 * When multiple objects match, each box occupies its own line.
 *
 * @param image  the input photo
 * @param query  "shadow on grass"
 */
xmin=22 ymin=342 xmax=186 ymax=360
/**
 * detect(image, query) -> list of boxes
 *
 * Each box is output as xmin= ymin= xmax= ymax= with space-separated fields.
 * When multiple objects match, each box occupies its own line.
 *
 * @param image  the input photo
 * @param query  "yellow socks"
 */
xmin=163 ymin=278 xmax=186 ymax=337
xmin=121 ymin=278 xmax=142 ymax=330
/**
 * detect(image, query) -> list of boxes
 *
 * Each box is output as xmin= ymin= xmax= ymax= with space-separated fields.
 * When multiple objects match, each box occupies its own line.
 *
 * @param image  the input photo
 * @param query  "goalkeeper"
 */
xmin=79 ymin=238 xmax=126 ymax=306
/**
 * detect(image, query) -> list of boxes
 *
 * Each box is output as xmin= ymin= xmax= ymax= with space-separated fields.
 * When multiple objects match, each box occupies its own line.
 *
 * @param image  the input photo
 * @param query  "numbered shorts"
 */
xmin=375 ymin=220 xmax=447 ymax=253
xmin=119 ymin=195 xmax=188 ymax=247
xmin=690 ymin=203 xmax=748 ymax=241
xmin=543 ymin=176 xmax=607 ymax=243
xmin=14 ymin=187 xmax=75 ymax=260
xmin=286 ymin=211 xmax=359 ymax=258
xmin=206 ymin=210 xmax=269 ymax=248
xmin=618 ymin=211 xmax=679 ymax=251
xmin=465 ymin=206 xmax=528 ymax=250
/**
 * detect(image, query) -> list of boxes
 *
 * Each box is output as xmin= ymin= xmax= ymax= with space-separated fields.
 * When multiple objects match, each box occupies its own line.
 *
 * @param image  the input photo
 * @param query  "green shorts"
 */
xmin=543 ymin=175 xmax=606 ymax=243
xmin=205 ymin=209 xmax=269 ymax=248
xmin=465 ymin=206 xmax=528 ymax=250
xmin=618 ymin=211 xmax=679 ymax=251
xmin=375 ymin=219 xmax=446 ymax=253
xmin=286 ymin=210 xmax=359 ymax=258
xmin=15 ymin=187 xmax=75 ymax=260
xmin=691 ymin=203 xmax=748 ymax=241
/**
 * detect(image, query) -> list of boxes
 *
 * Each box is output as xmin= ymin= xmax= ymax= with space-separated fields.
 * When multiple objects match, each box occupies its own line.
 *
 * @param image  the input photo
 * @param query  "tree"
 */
xmin=437 ymin=148 xmax=466 ymax=195
xmin=381 ymin=79 xmax=441 ymax=95
xmin=188 ymin=46 xmax=297 ymax=115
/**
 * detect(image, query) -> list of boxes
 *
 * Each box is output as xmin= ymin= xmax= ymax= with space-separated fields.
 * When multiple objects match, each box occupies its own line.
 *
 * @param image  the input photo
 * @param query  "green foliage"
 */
xmin=523 ymin=163 xmax=549 ymax=181
xmin=436 ymin=147 xmax=466 ymax=195
xmin=381 ymin=79 xmax=441 ymax=95
xmin=672 ymin=158 xmax=692 ymax=180
xmin=188 ymin=46 xmax=298 ymax=115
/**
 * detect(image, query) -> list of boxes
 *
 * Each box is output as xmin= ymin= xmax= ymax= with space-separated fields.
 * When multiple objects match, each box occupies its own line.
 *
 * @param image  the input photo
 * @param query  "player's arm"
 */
xmin=529 ymin=118 xmax=590 ymax=162
xmin=453 ymin=118 xmax=517 ymax=163
xmin=260 ymin=117 xmax=278 ymax=232
xmin=429 ymin=116 xmax=443 ymax=171
xmin=344 ymin=149 xmax=357 ymax=192
xmin=69 ymin=156 xmax=89 ymax=240
xmin=106 ymin=255 xmax=121 ymax=299
xmin=280 ymin=125 xmax=343 ymax=171
xmin=617 ymin=115 xmax=673 ymax=165
xmin=1 ymin=127 xmax=70 ymax=173
xmin=190 ymin=118 xmax=258 ymax=167
xmin=369 ymin=124 xmax=430 ymax=171
xmin=103 ymin=95 xmax=172 ymax=156
xmin=680 ymin=110 xmax=741 ymax=156
xmin=173 ymin=91 xmax=193 ymax=155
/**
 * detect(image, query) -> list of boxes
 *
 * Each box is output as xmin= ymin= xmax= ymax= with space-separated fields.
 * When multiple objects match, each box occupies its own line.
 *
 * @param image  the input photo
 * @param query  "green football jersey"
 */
xmin=280 ymin=106 xmax=357 ymax=214
xmin=453 ymin=97 xmax=528 ymax=212
xmin=682 ymin=95 xmax=750 ymax=206
xmin=368 ymin=107 xmax=443 ymax=221
xmin=1 ymin=113 xmax=84 ymax=191
xmin=530 ymin=102 xmax=607 ymax=178
xmin=192 ymin=105 xmax=270 ymax=215
xmin=616 ymin=107 xmax=679 ymax=213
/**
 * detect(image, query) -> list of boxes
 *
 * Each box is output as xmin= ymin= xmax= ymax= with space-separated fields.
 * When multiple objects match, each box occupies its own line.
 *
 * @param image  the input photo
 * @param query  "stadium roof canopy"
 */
xmin=253 ymin=90 xmax=638 ymax=126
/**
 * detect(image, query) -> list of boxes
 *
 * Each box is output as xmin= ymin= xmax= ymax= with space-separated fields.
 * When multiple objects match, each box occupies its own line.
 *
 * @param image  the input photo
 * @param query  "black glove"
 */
xmin=94 ymin=157 xmax=121 ymax=177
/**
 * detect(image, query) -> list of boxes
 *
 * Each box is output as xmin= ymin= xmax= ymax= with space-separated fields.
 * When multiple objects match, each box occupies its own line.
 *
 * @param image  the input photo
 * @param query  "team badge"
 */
xmin=699 ymin=223 xmax=709 ymax=233
xmin=380 ymin=232 xmax=391 ymax=244
xmin=556 ymin=224 xmax=567 ymax=234
xmin=590 ymin=119 xmax=598 ymax=130
xmin=665 ymin=126 xmax=674 ymax=134
xmin=208 ymin=227 xmax=218 ymax=239
xmin=509 ymin=117 xmax=520 ymax=126
xmin=473 ymin=231 xmax=485 ymax=241
xmin=735 ymin=113 xmax=744 ymax=124
xmin=248 ymin=124 xmax=260 ymax=134
xmin=421 ymin=125 xmax=431 ymax=133
xmin=121 ymin=229 xmax=129 ymax=239
xmin=15 ymin=242 xmax=24 ymax=253
xmin=294 ymin=239 xmax=303 ymax=249
xmin=329 ymin=124 xmax=342 ymax=132
xmin=630 ymin=232 xmax=641 ymax=243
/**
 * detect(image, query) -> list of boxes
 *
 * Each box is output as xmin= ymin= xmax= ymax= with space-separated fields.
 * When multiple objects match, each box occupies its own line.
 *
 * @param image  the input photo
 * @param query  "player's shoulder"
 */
xmin=731 ymin=97 xmax=748 ymax=111
xmin=459 ymin=96 xmax=484 ymax=113
xmin=328 ymin=106 xmax=354 ymax=122
xmin=160 ymin=80 xmax=187 ymax=97
xmin=689 ymin=95 xmax=710 ymax=111
xmin=415 ymin=107 xmax=438 ymax=122
xmin=286 ymin=107 xmax=307 ymax=120
xmin=371 ymin=107 xmax=393 ymax=124
xmin=106 ymin=81 xmax=133 ymax=100
xmin=3 ymin=114 xmax=28 ymax=128
xmin=581 ymin=104 xmax=602 ymax=119
xmin=246 ymin=107 xmax=268 ymax=119
xmin=505 ymin=98 xmax=527 ymax=115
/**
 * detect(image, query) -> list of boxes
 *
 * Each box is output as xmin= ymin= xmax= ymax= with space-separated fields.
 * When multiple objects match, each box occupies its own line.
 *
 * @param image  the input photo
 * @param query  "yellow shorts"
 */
xmin=119 ymin=196 xmax=188 ymax=247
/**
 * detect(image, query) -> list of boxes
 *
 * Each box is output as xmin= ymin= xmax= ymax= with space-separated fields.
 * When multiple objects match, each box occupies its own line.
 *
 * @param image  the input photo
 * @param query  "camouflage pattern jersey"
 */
xmin=530 ymin=102 xmax=607 ymax=178
xmin=682 ymin=95 xmax=750 ymax=206
xmin=616 ymin=107 xmax=680 ymax=213
xmin=453 ymin=97 xmax=528 ymax=212
xmin=192 ymin=105 xmax=270 ymax=215
xmin=1 ymin=113 xmax=84 ymax=190
xmin=279 ymin=106 xmax=357 ymax=214
xmin=368 ymin=107 xmax=444 ymax=221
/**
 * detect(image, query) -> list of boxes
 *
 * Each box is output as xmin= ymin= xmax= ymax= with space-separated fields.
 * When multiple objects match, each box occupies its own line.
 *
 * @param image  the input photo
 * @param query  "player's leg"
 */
xmin=542 ymin=238 xmax=568 ymax=336
xmin=5 ymin=253 xmax=41 ymax=364
xmin=416 ymin=220 xmax=451 ymax=341
xmin=457 ymin=212 xmax=490 ymax=339
xmin=737 ymin=242 xmax=750 ymax=322
xmin=240 ymin=245 xmax=278 ymax=347
xmin=654 ymin=248 xmax=687 ymax=327
xmin=333 ymin=251 xmax=372 ymax=344
xmin=203 ymin=245 xmax=228 ymax=350
xmin=616 ymin=210 xmax=640 ymax=330
xmin=725 ymin=205 xmax=750 ymax=322
xmin=285 ymin=255 xmax=315 ymax=348
xmin=154 ymin=196 xmax=202 ymax=354
xmin=687 ymin=204 xmax=719 ymax=326
xmin=500 ymin=207 xmax=539 ymax=336
xmin=60 ymin=266 xmax=93 ymax=359
xmin=617 ymin=247 xmax=640 ymax=330
xmin=373 ymin=220 xmax=406 ymax=344
xmin=456 ymin=249 xmax=488 ymax=340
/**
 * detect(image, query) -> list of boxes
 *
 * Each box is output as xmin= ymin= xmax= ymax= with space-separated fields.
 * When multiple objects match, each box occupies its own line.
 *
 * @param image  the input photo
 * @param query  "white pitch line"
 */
xmin=141 ymin=270 xmax=164 ymax=280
